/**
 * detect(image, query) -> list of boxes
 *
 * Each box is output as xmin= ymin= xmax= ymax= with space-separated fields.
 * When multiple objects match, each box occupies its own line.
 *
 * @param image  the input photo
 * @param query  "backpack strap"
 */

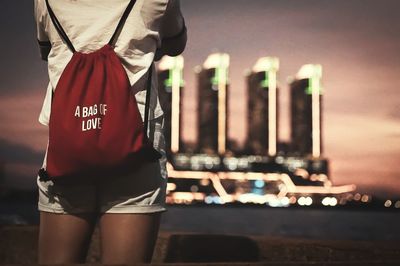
xmin=46 ymin=0 xmax=137 ymax=51
xmin=143 ymin=64 xmax=153 ymax=140
xmin=108 ymin=0 xmax=137 ymax=46
xmin=45 ymin=0 xmax=76 ymax=53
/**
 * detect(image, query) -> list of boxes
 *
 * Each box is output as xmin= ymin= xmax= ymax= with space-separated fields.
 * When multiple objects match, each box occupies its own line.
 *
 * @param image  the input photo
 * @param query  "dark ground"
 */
xmin=1 ymin=205 xmax=400 ymax=265
xmin=1 ymin=225 xmax=400 ymax=265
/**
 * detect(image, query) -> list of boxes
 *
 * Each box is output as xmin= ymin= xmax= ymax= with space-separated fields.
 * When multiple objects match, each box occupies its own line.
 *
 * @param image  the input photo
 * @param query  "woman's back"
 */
xmin=35 ymin=0 xmax=172 ymax=125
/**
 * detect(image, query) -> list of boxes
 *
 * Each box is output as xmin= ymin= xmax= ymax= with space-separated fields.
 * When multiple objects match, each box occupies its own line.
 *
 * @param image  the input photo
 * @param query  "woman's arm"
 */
xmin=34 ymin=0 xmax=51 ymax=61
xmin=155 ymin=0 xmax=187 ymax=60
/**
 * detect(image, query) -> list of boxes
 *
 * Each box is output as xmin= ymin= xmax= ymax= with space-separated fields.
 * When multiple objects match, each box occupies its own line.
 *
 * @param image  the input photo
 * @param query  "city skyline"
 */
xmin=0 ymin=0 xmax=399 ymax=198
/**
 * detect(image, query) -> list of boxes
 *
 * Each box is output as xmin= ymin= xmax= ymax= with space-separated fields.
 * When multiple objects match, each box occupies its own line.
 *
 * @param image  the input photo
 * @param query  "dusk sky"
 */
xmin=0 ymin=0 xmax=399 ymax=198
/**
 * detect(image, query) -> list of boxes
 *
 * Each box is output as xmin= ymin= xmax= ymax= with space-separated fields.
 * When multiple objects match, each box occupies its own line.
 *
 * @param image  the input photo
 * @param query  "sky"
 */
xmin=0 ymin=0 xmax=399 ymax=198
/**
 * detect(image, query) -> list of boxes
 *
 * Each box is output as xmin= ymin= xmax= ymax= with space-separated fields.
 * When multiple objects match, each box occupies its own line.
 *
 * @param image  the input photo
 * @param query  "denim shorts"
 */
xmin=37 ymin=115 xmax=168 ymax=214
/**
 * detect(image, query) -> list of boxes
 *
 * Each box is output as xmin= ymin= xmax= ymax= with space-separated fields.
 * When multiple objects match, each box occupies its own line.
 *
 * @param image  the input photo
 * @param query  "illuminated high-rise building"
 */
xmin=157 ymin=55 xmax=184 ymax=154
xmin=290 ymin=64 xmax=323 ymax=157
xmin=196 ymin=53 xmax=230 ymax=155
xmin=246 ymin=57 xmax=279 ymax=156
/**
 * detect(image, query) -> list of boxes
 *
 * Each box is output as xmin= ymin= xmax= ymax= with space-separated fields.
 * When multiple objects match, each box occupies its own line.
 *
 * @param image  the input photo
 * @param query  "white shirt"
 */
xmin=34 ymin=0 xmax=175 ymax=126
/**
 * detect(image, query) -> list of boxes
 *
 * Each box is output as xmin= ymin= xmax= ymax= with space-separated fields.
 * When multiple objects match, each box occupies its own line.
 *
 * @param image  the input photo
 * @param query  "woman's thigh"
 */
xmin=38 ymin=211 xmax=97 ymax=264
xmin=99 ymin=212 xmax=162 ymax=264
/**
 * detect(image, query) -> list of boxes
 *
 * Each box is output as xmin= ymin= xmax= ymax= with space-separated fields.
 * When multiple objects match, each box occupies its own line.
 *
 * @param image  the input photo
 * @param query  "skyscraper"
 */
xmin=290 ymin=64 xmax=323 ymax=157
xmin=197 ymin=53 xmax=230 ymax=155
xmin=157 ymin=55 xmax=184 ymax=154
xmin=246 ymin=57 xmax=279 ymax=156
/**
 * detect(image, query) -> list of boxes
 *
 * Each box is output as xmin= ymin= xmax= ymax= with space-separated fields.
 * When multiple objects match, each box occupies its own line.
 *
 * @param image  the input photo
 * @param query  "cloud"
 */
xmin=0 ymin=138 xmax=45 ymax=190
xmin=324 ymin=112 xmax=400 ymax=197
xmin=0 ymin=90 xmax=48 ymax=152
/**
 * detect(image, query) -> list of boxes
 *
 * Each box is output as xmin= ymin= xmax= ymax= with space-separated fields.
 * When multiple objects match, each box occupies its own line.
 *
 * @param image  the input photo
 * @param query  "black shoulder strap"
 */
xmin=108 ymin=0 xmax=137 ymax=46
xmin=45 ymin=0 xmax=76 ymax=52
xmin=46 ymin=0 xmax=137 ymax=51
xmin=143 ymin=64 xmax=153 ymax=139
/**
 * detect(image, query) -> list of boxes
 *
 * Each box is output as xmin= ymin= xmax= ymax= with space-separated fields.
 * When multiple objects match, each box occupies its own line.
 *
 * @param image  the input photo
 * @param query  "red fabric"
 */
xmin=45 ymin=44 xmax=156 ymax=179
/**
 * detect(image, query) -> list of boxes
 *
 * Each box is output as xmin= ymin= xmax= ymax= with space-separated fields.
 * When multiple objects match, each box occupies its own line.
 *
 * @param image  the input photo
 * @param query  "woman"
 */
xmin=33 ymin=0 xmax=187 ymax=264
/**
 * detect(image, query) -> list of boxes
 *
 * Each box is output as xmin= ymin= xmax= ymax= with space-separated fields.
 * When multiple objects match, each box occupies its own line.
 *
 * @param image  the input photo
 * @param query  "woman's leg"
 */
xmin=99 ymin=212 xmax=162 ymax=264
xmin=38 ymin=211 xmax=97 ymax=264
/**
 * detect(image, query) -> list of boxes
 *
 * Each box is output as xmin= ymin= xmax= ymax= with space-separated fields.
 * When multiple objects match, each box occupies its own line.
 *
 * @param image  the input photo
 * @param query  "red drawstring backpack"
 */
xmin=38 ymin=0 xmax=161 ymax=184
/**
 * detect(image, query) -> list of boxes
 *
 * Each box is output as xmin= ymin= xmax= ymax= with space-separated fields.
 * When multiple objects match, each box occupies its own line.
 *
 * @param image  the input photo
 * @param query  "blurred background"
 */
xmin=1 ymin=0 xmax=399 ymax=197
